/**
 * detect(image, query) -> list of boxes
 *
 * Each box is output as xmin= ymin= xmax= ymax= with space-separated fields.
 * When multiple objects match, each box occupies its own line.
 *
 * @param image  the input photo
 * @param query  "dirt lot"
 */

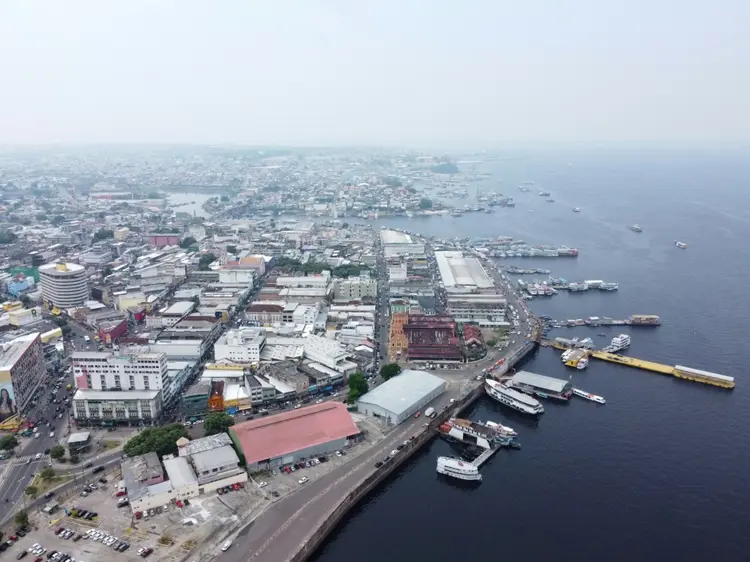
xmin=16 ymin=469 xmax=268 ymax=562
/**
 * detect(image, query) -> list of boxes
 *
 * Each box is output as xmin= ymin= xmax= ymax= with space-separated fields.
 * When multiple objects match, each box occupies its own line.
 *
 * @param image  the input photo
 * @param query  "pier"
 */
xmin=472 ymin=446 xmax=501 ymax=468
xmin=542 ymin=340 xmax=735 ymax=389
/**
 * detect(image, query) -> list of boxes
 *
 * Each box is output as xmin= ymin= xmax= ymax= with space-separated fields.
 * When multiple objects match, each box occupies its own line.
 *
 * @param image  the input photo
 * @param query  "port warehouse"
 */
xmin=510 ymin=370 xmax=573 ymax=395
xmin=356 ymin=370 xmax=447 ymax=425
xmin=229 ymin=402 xmax=361 ymax=471
xmin=546 ymin=339 xmax=735 ymax=389
xmin=434 ymin=251 xmax=494 ymax=290
xmin=402 ymin=315 xmax=463 ymax=362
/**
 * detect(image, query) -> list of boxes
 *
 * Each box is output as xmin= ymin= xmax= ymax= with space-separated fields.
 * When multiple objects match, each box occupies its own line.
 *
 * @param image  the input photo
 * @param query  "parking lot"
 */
xmin=0 ymin=466 xmax=268 ymax=562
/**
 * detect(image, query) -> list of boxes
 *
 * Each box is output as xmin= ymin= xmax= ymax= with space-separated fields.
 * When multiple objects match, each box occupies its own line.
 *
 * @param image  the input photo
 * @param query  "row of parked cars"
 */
xmin=374 ymin=437 xmax=416 ymax=468
xmin=81 ymin=529 xmax=131 ymax=553
xmin=216 ymin=482 xmax=244 ymax=495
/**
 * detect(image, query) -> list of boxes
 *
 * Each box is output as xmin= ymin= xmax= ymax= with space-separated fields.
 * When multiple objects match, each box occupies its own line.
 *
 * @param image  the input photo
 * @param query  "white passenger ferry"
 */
xmin=485 ymin=379 xmax=544 ymax=416
xmin=436 ymin=456 xmax=482 ymax=481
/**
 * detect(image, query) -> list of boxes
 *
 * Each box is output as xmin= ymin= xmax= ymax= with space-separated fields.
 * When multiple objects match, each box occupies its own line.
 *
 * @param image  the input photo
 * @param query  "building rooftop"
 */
xmin=511 ymin=370 xmax=571 ymax=393
xmin=357 ymin=370 xmax=446 ymax=416
xmin=162 ymin=456 xmax=197 ymax=488
xmin=434 ymin=251 xmax=494 ymax=289
xmin=177 ymin=433 xmax=233 ymax=457
xmin=67 ymin=431 xmax=91 ymax=444
xmin=191 ymin=445 xmax=240 ymax=473
xmin=230 ymin=402 xmax=359 ymax=466
xmin=0 ymin=333 xmax=39 ymax=371
xmin=380 ymin=230 xmax=412 ymax=245
xmin=163 ymin=301 xmax=195 ymax=316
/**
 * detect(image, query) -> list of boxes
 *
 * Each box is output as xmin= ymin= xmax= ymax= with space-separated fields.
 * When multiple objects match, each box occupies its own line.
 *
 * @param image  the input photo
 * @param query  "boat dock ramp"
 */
xmin=472 ymin=446 xmax=501 ymax=468
xmin=541 ymin=339 xmax=735 ymax=389
xmin=542 ymin=315 xmax=661 ymax=328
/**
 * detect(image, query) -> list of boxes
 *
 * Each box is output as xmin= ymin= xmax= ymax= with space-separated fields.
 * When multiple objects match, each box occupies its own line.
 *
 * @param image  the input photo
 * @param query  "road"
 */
xmin=0 ymin=369 xmax=77 ymax=511
xmin=0 ymin=449 xmax=124 ymax=526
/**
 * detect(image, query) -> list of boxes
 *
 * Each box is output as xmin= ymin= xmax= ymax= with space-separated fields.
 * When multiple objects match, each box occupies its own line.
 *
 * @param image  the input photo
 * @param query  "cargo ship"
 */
xmin=485 ymin=379 xmax=544 ymax=416
xmin=509 ymin=370 xmax=574 ymax=401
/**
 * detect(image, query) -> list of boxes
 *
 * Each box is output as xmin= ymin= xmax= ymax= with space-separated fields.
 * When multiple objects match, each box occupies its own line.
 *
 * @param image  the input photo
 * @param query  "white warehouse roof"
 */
xmin=357 ymin=370 xmax=446 ymax=417
xmin=434 ymin=251 xmax=494 ymax=289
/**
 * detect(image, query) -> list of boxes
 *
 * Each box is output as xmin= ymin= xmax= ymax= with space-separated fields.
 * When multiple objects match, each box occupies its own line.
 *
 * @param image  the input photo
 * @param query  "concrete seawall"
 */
xmin=289 ymin=341 xmax=537 ymax=562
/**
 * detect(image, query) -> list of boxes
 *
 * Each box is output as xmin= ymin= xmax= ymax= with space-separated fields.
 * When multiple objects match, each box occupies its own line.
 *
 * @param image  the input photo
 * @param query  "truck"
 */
xmin=424 ymin=407 xmax=436 ymax=418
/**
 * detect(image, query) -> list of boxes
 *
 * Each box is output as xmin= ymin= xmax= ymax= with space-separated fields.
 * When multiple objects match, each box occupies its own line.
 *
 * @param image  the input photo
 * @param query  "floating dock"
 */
xmin=472 ymin=446 xmax=500 ymax=468
xmin=541 ymin=340 xmax=735 ymax=389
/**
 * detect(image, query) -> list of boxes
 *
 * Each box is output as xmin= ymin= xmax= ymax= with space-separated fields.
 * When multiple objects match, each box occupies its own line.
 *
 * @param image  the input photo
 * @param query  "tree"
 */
xmin=103 ymin=266 xmax=113 ymax=277
xmin=0 ymin=230 xmax=18 ymax=244
xmin=198 ymin=253 xmax=216 ymax=271
xmin=341 ymin=222 xmax=349 ymax=229
xmin=379 ymin=363 xmax=402 ymax=381
xmin=69 ymin=454 xmax=80 ymax=465
xmin=203 ymin=412 xmax=235 ymax=436
xmin=0 ymin=435 xmax=18 ymax=451
xmin=15 ymin=510 xmax=29 ymax=527
xmin=220 ymin=195 xmax=230 ymax=202
xmin=20 ymin=295 xmax=31 ymax=307
xmin=226 ymin=245 xmax=237 ymax=255
xmin=25 ymin=485 xmax=38 ymax=498
xmin=486 ymin=338 xmax=498 ymax=347
xmin=40 ymin=467 xmax=56 ymax=482
xmin=180 ymin=236 xmax=197 ymax=249
xmin=51 ymin=215 xmax=66 ymax=226
xmin=123 ymin=423 xmax=188 ymax=458
xmin=52 ymin=316 xmax=67 ymax=328
xmin=419 ymin=197 xmax=433 ymax=210
xmin=93 ymin=228 xmax=114 ymax=242
xmin=347 ymin=372 xmax=369 ymax=403
xmin=50 ymin=445 xmax=65 ymax=460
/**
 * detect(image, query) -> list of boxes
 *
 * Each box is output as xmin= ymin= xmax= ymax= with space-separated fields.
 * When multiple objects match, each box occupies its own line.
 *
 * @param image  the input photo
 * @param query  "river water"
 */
xmin=311 ymin=151 xmax=750 ymax=562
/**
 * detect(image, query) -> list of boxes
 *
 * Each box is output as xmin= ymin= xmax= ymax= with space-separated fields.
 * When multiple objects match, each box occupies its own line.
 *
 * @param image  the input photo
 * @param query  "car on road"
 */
xmin=298 ymin=477 xmax=309 ymax=485
xmin=34 ymin=453 xmax=42 ymax=460
xmin=221 ymin=540 xmax=232 ymax=552
xmin=374 ymin=461 xmax=383 ymax=468
xmin=49 ymin=432 xmax=54 ymax=438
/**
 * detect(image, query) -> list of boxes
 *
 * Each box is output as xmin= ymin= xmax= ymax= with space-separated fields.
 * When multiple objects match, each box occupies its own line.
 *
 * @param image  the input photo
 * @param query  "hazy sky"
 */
xmin=0 ymin=1 xmax=747 ymax=147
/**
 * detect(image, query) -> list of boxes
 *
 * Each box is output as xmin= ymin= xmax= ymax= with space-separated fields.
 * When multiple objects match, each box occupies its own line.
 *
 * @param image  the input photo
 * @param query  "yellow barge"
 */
xmin=543 ymin=339 xmax=735 ymax=389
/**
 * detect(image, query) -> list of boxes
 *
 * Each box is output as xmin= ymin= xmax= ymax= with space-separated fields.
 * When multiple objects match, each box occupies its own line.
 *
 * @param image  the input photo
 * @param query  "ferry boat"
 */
xmin=563 ymin=349 xmax=589 ymax=370
xmin=436 ymin=456 xmax=482 ymax=481
xmin=572 ymin=388 xmax=606 ymax=404
xmin=629 ymin=224 xmax=643 ymax=233
xmin=438 ymin=418 xmax=511 ymax=449
xmin=483 ymin=420 xmax=518 ymax=438
xmin=674 ymin=240 xmax=688 ymax=249
xmin=485 ymin=379 xmax=544 ymax=416
xmin=538 ymin=191 xmax=551 ymax=197
xmin=603 ymin=334 xmax=630 ymax=353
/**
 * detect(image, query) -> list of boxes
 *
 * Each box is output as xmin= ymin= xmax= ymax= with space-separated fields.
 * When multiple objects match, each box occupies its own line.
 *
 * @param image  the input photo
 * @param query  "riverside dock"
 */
xmin=541 ymin=340 xmax=735 ymax=389
xmin=472 ymin=446 xmax=501 ymax=468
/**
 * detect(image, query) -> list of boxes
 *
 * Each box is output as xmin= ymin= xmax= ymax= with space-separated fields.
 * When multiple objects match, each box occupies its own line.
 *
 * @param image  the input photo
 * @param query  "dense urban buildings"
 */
xmin=39 ymin=262 xmax=89 ymax=308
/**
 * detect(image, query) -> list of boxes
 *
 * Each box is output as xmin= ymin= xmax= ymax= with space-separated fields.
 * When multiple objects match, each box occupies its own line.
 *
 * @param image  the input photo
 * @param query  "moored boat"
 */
xmin=572 ymin=388 xmax=606 ymax=404
xmin=485 ymin=379 xmax=544 ymax=416
xmin=436 ymin=456 xmax=482 ymax=481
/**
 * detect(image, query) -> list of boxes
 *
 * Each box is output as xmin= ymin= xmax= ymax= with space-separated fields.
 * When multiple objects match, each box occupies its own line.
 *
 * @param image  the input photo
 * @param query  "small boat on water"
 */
xmin=674 ymin=240 xmax=688 ymax=249
xmin=629 ymin=224 xmax=643 ymax=233
xmin=436 ymin=456 xmax=482 ymax=481
xmin=573 ymin=207 xmax=581 ymax=212
xmin=572 ymin=388 xmax=606 ymax=404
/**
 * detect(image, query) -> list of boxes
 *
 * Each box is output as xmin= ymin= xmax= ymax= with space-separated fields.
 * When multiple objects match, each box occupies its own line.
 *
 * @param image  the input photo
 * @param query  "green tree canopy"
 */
xmin=15 ymin=510 xmax=29 ymax=527
xmin=50 ymin=445 xmax=65 ymax=460
xmin=123 ymin=423 xmax=188 ymax=458
xmin=347 ymin=372 xmax=369 ymax=404
xmin=203 ymin=412 xmax=235 ymax=436
xmin=0 ymin=435 xmax=18 ymax=451
xmin=69 ymin=454 xmax=80 ymax=464
xmin=419 ymin=197 xmax=433 ymax=210
xmin=25 ymin=485 xmax=38 ymax=498
xmin=333 ymin=264 xmax=369 ymax=278
xmin=379 ymin=363 xmax=402 ymax=381
xmin=0 ymin=230 xmax=18 ymax=244
xmin=40 ymin=467 xmax=56 ymax=481
xmin=20 ymin=295 xmax=31 ymax=307
xmin=180 ymin=236 xmax=197 ymax=248
xmin=198 ymin=253 xmax=216 ymax=271
xmin=226 ymin=245 xmax=237 ymax=255
xmin=93 ymin=228 xmax=114 ymax=242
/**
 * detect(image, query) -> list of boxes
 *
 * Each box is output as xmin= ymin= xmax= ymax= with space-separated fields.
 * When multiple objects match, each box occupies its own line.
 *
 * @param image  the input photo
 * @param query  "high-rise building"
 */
xmin=0 ymin=333 xmax=46 ymax=421
xmin=39 ymin=262 xmax=89 ymax=308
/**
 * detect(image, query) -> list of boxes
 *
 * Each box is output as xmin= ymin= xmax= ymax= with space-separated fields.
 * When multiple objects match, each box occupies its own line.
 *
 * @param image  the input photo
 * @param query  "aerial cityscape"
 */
xmin=0 ymin=2 xmax=748 ymax=562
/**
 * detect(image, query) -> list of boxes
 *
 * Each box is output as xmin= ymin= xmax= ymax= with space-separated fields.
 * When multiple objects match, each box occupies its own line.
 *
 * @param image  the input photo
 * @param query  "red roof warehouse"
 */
xmin=229 ymin=402 xmax=360 ymax=470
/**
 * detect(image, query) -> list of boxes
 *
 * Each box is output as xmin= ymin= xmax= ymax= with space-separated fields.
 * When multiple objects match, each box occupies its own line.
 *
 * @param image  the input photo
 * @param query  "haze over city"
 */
xmin=1 ymin=0 xmax=748 ymax=148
